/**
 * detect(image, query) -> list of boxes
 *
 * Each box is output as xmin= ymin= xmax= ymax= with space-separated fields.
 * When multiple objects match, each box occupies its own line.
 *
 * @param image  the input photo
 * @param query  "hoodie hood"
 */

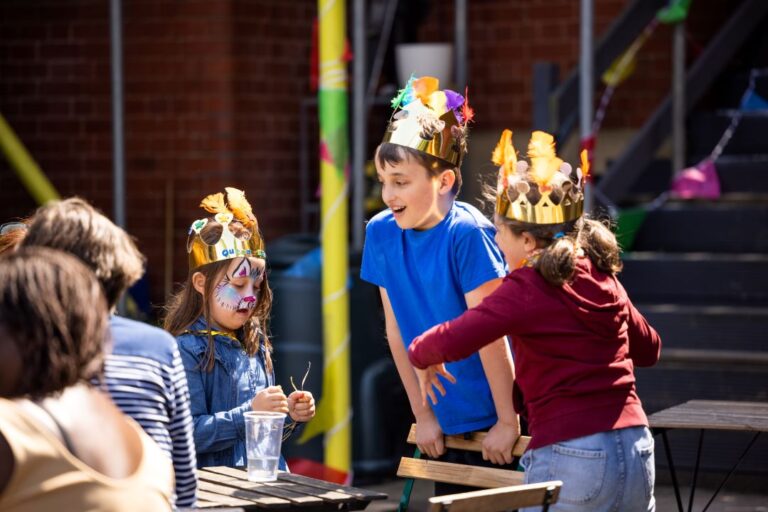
xmin=559 ymin=257 xmax=628 ymax=338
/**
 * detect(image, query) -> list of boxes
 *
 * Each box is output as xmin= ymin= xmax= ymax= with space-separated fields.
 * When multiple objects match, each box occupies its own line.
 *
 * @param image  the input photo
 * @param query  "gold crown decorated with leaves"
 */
xmin=494 ymin=130 xmax=590 ymax=225
xmin=187 ymin=187 xmax=266 ymax=271
xmin=382 ymin=76 xmax=474 ymax=167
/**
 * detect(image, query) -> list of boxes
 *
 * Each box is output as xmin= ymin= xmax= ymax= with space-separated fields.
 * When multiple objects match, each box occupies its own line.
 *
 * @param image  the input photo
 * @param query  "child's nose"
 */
xmin=382 ymin=185 xmax=395 ymax=204
xmin=242 ymin=295 xmax=256 ymax=303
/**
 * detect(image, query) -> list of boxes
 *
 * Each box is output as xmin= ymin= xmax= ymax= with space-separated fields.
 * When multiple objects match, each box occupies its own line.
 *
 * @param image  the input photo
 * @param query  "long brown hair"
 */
xmin=497 ymin=215 xmax=623 ymax=286
xmin=163 ymin=258 xmax=274 ymax=373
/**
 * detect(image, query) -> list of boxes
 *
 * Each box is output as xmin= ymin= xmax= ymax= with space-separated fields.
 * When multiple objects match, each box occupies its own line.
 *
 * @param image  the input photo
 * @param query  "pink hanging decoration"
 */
xmin=670 ymin=159 xmax=721 ymax=200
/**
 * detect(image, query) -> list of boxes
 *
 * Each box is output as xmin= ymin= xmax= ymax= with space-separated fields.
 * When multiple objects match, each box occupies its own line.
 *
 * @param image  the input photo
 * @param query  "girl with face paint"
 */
xmin=164 ymin=188 xmax=315 ymax=470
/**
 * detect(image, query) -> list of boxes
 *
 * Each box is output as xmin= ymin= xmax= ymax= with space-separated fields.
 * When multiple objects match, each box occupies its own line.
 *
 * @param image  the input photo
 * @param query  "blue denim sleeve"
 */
xmin=178 ymin=337 xmax=252 ymax=455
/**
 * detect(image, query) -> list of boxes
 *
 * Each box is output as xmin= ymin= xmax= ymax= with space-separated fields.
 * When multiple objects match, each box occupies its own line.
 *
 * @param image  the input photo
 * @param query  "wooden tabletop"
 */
xmin=648 ymin=400 xmax=768 ymax=432
xmin=196 ymin=466 xmax=388 ymax=510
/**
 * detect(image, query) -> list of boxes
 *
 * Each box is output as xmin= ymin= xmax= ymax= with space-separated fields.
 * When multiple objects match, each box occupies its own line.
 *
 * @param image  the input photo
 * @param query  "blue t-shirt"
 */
xmin=360 ymin=201 xmax=507 ymax=434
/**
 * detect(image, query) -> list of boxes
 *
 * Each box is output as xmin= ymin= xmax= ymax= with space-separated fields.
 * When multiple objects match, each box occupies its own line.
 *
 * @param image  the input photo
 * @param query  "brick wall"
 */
xmin=0 ymin=0 xmax=315 ymax=312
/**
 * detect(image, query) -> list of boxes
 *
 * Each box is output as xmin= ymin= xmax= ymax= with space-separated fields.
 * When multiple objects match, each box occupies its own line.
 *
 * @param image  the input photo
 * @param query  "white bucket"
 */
xmin=395 ymin=43 xmax=454 ymax=87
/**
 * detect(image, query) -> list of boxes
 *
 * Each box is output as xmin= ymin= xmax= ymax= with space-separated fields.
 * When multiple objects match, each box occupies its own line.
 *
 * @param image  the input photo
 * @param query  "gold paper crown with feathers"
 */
xmin=382 ymin=76 xmax=474 ymax=167
xmin=186 ymin=187 xmax=266 ymax=271
xmin=494 ymin=130 xmax=590 ymax=225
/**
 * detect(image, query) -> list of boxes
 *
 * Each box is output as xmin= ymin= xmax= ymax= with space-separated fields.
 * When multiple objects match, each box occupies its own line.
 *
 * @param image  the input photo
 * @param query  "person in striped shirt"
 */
xmin=20 ymin=198 xmax=198 ymax=507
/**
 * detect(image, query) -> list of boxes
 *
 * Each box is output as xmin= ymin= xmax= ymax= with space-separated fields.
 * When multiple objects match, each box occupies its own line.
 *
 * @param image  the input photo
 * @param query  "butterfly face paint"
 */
xmin=208 ymin=257 xmax=266 ymax=331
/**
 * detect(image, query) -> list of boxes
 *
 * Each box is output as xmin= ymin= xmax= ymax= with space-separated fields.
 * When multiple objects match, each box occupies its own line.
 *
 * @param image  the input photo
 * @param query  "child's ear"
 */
xmin=522 ymin=232 xmax=538 ymax=253
xmin=438 ymin=169 xmax=456 ymax=194
xmin=191 ymin=272 xmax=206 ymax=296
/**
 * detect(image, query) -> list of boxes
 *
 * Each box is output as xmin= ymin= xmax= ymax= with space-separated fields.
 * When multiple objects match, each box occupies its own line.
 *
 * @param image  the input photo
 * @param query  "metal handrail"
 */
xmin=597 ymin=0 xmax=768 ymax=203
xmin=540 ymin=0 xmax=666 ymax=141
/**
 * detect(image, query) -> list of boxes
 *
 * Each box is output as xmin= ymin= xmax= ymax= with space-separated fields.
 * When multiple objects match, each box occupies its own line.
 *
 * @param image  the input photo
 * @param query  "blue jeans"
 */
xmin=520 ymin=426 xmax=655 ymax=512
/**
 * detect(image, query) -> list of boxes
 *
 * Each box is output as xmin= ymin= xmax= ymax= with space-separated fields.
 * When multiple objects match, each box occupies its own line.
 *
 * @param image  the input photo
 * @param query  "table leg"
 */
xmin=701 ymin=432 xmax=761 ymax=512
xmin=687 ymin=429 xmax=704 ymax=512
xmin=661 ymin=429 xmax=684 ymax=512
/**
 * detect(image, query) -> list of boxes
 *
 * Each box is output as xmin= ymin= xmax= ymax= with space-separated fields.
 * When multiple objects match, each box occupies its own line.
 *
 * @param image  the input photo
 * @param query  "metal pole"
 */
xmin=580 ymin=0 xmax=594 ymax=213
xmin=672 ymin=22 xmax=686 ymax=176
xmin=454 ymin=0 xmax=467 ymax=91
xmin=110 ymin=0 xmax=125 ymax=228
xmin=110 ymin=0 xmax=126 ymax=315
xmin=352 ymin=0 xmax=366 ymax=252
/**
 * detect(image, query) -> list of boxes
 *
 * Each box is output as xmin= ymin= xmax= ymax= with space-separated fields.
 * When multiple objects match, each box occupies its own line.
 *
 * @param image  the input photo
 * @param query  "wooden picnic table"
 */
xmin=648 ymin=400 xmax=768 ymax=512
xmin=195 ymin=466 xmax=388 ymax=510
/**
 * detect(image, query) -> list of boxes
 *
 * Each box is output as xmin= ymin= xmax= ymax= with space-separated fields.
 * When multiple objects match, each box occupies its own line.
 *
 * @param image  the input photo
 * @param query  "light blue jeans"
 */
xmin=520 ymin=426 xmax=655 ymax=512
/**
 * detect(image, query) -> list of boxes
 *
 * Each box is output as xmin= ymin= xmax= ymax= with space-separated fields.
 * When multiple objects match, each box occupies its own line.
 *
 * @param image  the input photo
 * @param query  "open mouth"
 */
xmin=391 ymin=206 xmax=406 ymax=215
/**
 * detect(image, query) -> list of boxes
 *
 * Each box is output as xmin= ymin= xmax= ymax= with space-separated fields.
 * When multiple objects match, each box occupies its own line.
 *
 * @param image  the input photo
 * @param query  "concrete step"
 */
xmin=638 ymin=303 xmax=768 ymax=352
xmin=631 ymin=202 xmax=768 ymax=253
xmin=627 ymin=156 xmax=768 ymax=198
xmin=620 ymin=252 xmax=768 ymax=304
xmin=688 ymin=111 xmax=768 ymax=156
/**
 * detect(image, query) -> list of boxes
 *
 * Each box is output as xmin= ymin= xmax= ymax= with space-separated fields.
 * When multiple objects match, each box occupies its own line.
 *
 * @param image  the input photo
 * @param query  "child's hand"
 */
xmin=416 ymin=364 xmax=457 ymax=407
xmin=251 ymin=385 xmax=289 ymax=414
xmin=288 ymin=390 xmax=315 ymax=422
xmin=414 ymin=412 xmax=445 ymax=459
xmin=482 ymin=417 xmax=521 ymax=465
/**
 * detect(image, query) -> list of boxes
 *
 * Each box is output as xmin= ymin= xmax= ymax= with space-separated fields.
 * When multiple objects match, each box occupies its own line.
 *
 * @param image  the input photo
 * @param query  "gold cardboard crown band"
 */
xmin=495 ymin=192 xmax=584 ymax=225
xmin=493 ymin=130 xmax=589 ymax=226
xmin=382 ymin=76 xmax=471 ymax=167
xmin=187 ymin=215 xmax=265 ymax=271
xmin=382 ymin=100 xmax=463 ymax=166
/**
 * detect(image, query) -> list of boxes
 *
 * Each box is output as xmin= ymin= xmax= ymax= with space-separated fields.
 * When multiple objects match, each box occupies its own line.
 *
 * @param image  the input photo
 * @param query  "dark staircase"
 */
xmin=616 ymin=73 xmax=768 ymax=483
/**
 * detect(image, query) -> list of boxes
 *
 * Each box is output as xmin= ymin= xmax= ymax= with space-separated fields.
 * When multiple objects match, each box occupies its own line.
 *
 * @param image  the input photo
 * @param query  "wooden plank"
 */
xmin=198 ymin=469 xmax=325 ymax=506
xmin=406 ymin=424 xmax=531 ymax=456
xmin=196 ymin=489 xmax=255 ymax=508
xmin=428 ymin=481 xmax=562 ymax=512
xmin=198 ymin=480 xmax=290 ymax=508
xmin=648 ymin=400 xmax=768 ymax=432
xmin=277 ymin=473 xmax=388 ymax=501
xmin=397 ymin=458 xmax=524 ymax=489
xmin=201 ymin=467 xmax=364 ymax=504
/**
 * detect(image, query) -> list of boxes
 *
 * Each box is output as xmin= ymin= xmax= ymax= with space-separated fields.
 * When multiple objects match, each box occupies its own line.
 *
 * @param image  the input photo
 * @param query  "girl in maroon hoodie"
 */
xmin=407 ymin=130 xmax=661 ymax=512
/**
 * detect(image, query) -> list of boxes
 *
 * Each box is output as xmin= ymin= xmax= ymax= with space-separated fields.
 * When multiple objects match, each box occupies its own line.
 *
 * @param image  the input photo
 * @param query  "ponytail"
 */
xmin=536 ymin=235 xmax=578 ymax=285
xmin=497 ymin=215 xmax=622 ymax=286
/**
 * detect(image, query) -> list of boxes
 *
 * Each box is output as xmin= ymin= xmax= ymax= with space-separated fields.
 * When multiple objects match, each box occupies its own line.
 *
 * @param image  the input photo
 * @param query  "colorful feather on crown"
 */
xmin=383 ymin=75 xmax=471 ymax=167
xmin=187 ymin=187 xmax=265 ymax=270
xmin=494 ymin=130 xmax=588 ymax=225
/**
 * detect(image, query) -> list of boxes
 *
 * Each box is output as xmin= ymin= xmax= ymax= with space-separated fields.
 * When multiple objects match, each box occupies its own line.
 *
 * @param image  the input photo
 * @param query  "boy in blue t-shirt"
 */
xmin=360 ymin=77 xmax=519 ymax=491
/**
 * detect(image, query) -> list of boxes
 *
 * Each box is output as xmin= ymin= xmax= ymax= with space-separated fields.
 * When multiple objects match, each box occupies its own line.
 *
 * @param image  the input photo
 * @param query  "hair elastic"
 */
xmin=553 ymin=231 xmax=565 ymax=239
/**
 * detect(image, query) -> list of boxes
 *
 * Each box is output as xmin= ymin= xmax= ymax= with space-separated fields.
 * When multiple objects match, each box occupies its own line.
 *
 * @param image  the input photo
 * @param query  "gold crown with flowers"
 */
xmin=494 ymin=130 xmax=590 ymax=225
xmin=186 ymin=187 xmax=266 ymax=271
xmin=382 ymin=76 xmax=474 ymax=167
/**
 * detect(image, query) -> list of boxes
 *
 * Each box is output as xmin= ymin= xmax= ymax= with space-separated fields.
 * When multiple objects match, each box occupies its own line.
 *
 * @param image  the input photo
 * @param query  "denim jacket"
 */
xmin=177 ymin=317 xmax=286 ymax=469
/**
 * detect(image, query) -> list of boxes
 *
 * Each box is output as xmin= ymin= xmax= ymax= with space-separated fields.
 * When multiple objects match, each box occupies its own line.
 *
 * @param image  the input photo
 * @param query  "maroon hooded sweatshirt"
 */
xmin=408 ymin=256 xmax=661 ymax=450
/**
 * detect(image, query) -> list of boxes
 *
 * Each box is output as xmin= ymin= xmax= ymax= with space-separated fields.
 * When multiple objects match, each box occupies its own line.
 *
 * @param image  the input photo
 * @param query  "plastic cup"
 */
xmin=244 ymin=411 xmax=286 ymax=482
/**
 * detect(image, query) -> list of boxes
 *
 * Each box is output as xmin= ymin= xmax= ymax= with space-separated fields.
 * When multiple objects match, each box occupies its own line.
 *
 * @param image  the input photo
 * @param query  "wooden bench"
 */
xmin=398 ymin=424 xmax=559 ymax=510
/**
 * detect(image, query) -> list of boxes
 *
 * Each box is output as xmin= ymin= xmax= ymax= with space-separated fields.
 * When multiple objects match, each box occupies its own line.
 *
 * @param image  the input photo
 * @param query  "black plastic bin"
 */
xmin=266 ymin=234 xmax=411 ymax=480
